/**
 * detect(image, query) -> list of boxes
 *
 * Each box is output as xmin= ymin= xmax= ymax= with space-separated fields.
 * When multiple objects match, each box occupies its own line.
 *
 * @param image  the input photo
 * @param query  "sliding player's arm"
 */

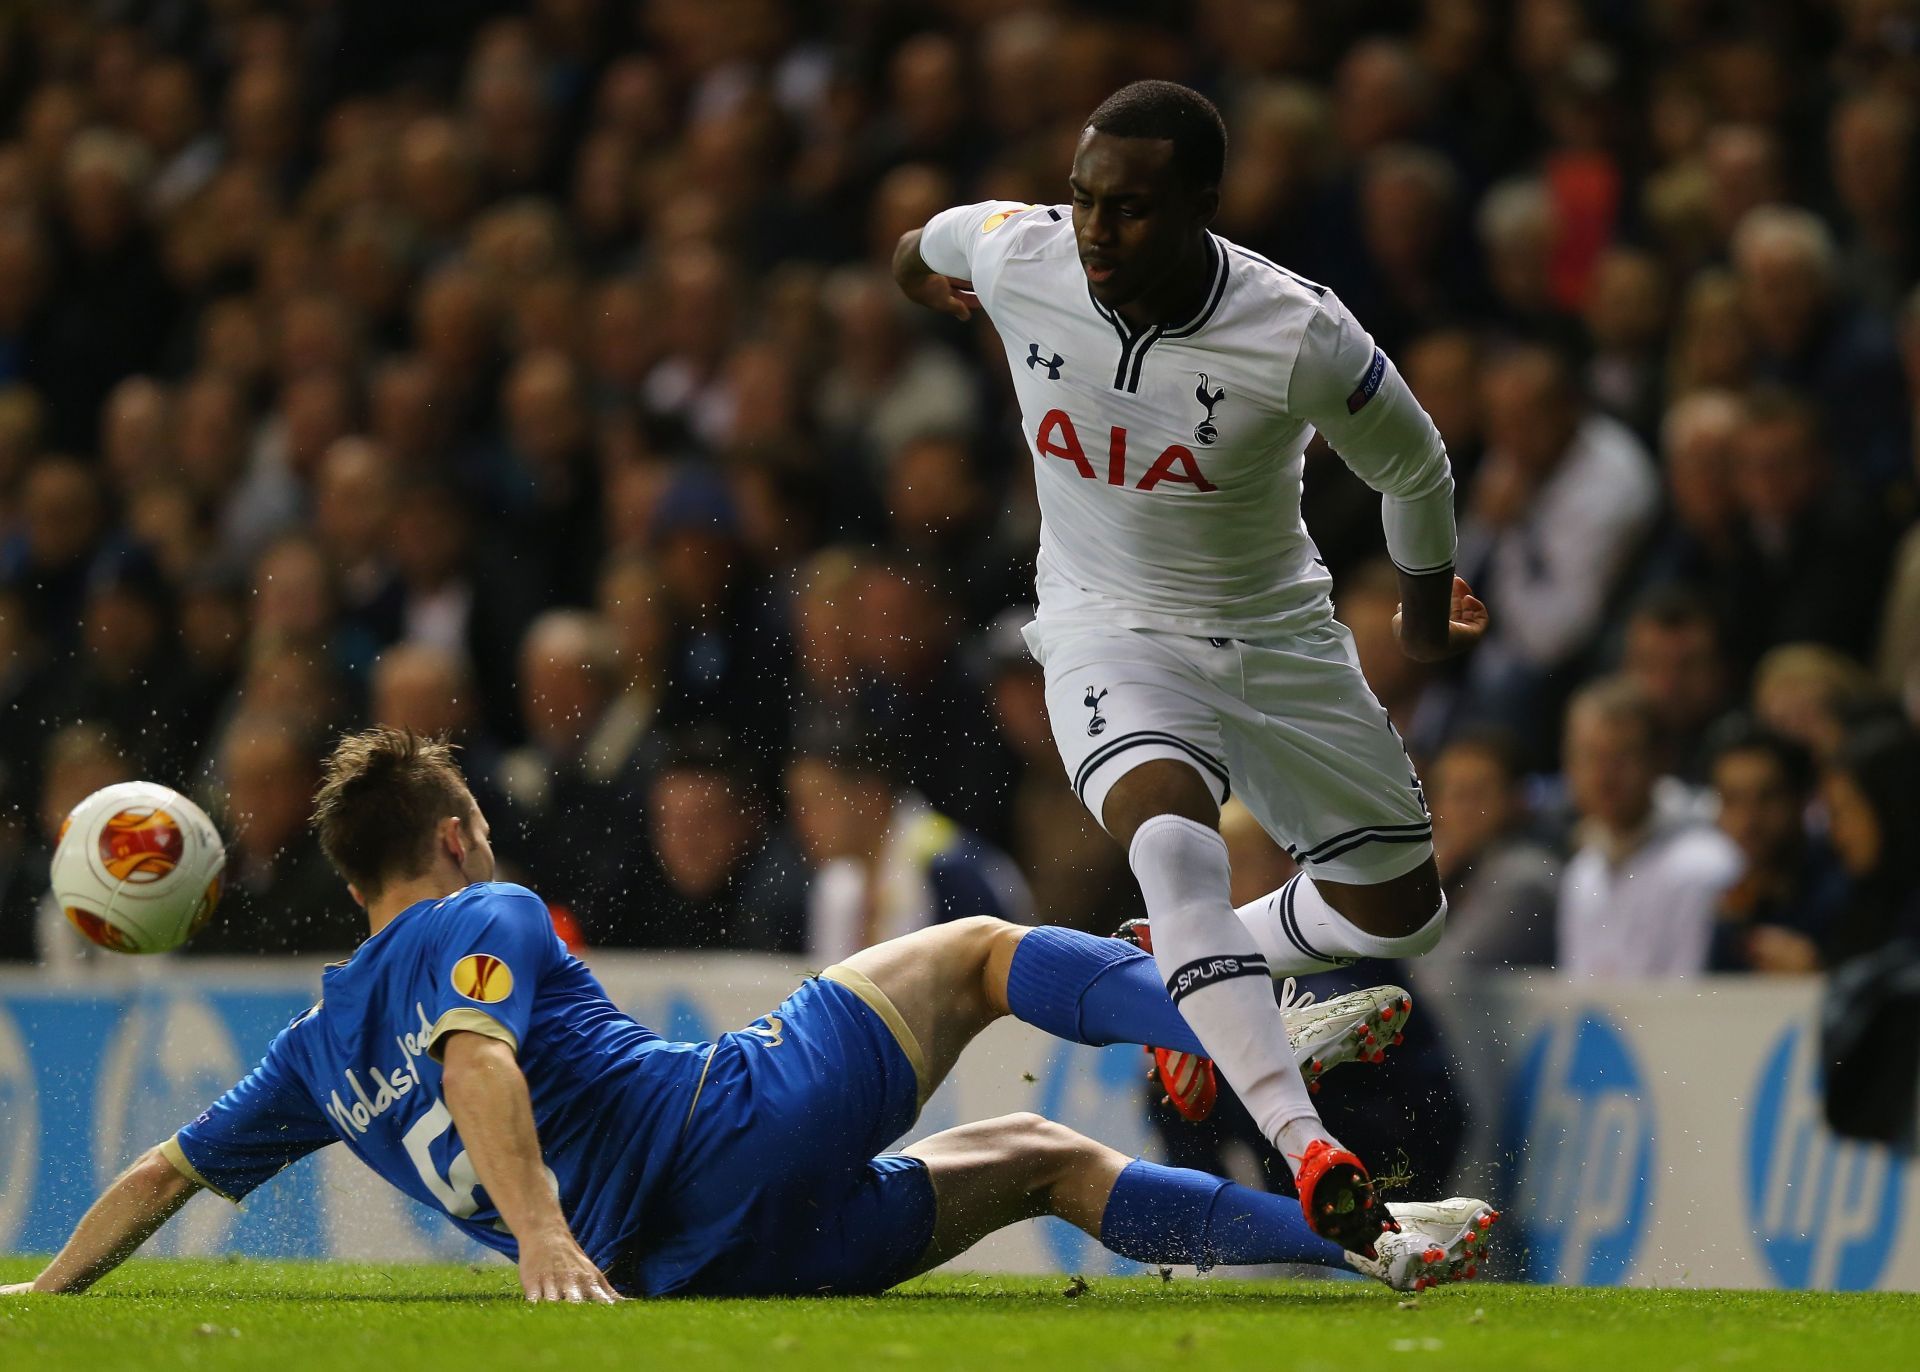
xmin=440 ymin=1031 xmax=618 ymax=1304
xmin=894 ymin=200 xmax=1036 ymax=321
xmin=424 ymin=883 xmax=616 ymax=1304
xmin=1287 ymin=293 xmax=1487 ymax=662
xmin=0 ymin=1146 xmax=199 ymax=1294
xmin=3 ymin=1019 xmax=334 ymax=1297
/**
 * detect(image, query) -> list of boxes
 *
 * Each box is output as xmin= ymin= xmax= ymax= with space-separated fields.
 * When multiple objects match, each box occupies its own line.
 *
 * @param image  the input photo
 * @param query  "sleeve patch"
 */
xmin=981 ymin=205 xmax=1033 ymax=233
xmin=1346 ymin=348 xmax=1387 ymax=414
xmin=450 ymin=953 xmax=514 ymax=1003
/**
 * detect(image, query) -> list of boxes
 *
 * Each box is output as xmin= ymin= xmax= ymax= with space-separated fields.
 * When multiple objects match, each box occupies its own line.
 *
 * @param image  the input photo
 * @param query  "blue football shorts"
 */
xmin=615 ymin=968 xmax=938 ymax=1296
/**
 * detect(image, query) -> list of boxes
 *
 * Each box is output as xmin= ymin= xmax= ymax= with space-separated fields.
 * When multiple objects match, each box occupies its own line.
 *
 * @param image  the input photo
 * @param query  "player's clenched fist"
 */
xmin=1393 ymin=574 xmax=1490 ymax=663
xmin=517 ymin=1233 xmax=622 ymax=1304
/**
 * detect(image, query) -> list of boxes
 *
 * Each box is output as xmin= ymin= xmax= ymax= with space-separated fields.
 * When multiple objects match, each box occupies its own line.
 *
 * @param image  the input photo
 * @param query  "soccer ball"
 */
xmin=50 ymin=781 xmax=227 ymax=954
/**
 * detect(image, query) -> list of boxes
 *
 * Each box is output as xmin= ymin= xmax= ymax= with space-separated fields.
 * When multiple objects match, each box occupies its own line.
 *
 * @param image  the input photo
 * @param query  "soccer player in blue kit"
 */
xmin=4 ymin=730 xmax=1495 ymax=1302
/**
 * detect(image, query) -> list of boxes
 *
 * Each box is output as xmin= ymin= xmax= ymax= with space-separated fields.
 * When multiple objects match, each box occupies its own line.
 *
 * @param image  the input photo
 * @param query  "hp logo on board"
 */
xmin=1745 ymin=1023 xmax=1903 ymax=1289
xmin=1502 ymin=1012 xmax=1655 ymax=1284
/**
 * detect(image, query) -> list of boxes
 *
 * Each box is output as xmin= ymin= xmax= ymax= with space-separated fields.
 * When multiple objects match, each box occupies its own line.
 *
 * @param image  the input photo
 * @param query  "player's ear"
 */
xmin=439 ymin=814 xmax=468 ymax=864
xmin=345 ymin=882 xmax=367 ymax=910
xmin=1193 ymin=183 xmax=1219 ymax=227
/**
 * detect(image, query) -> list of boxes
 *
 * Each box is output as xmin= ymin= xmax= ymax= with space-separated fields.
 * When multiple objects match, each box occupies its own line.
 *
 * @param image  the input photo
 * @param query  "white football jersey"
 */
xmin=919 ymin=201 xmax=1457 ymax=638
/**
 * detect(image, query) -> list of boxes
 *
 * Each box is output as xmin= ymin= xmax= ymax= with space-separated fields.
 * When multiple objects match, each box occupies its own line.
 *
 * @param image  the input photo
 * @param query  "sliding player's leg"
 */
xmin=833 ymin=915 xmax=1409 ymax=1104
xmin=897 ymin=1115 xmax=1494 ymax=1291
xmin=832 ymin=913 xmax=1217 ymax=1100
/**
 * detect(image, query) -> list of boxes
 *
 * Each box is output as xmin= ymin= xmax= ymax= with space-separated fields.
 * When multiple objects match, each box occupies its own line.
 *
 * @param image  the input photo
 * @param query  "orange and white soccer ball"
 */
xmin=50 ymin=781 xmax=227 ymax=953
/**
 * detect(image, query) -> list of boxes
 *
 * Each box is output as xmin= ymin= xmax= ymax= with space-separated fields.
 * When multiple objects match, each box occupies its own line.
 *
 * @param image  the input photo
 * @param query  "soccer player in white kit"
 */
xmin=893 ymin=81 xmax=1488 ymax=1252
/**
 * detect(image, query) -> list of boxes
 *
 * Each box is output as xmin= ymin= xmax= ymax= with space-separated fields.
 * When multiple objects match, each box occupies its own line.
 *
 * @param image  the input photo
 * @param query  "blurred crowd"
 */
xmin=0 ymin=0 xmax=1916 ymax=994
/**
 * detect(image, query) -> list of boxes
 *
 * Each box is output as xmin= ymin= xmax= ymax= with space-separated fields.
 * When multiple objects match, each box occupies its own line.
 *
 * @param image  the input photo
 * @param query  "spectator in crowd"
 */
xmin=1820 ymin=720 xmax=1920 ymax=1148
xmin=785 ymin=718 xmax=1031 ymax=965
xmin=1557 ymin=678 xmax=1743 ymax=978
xmin=0 ymin=6 xmax=1910 ymax=988
xmin=499 ymin=608 xmax=643 ymax=917
xmin=598 ymin=730 xmax=806 ymax=953
xmin=1876 ymin=286 xmax=1920 ymax=715
xmin=189 ymin=716 xmax=359 ymax=956
xmin=1707 ymin=724 xmax=1845 ymax=973
xmin=1458 ymin=345 xmax=1661 ymax=752
xmin=1619 ymin=587 xmax=1733 ymax=784
xmin=1732 ymin=205 xmax=1908 ymax=487
xmin=1820 ymin=722 xmax=1920 ymax=966
xmin=850 ymin=556 xmax=1017 ymax=844
xmin=367 ymin=641 xmax=508 ymax=821
xmin=1582 ymin=247 xmax=1671 ymax=442
xmin=648 ymin=466 xmax=791 ymax=770
xmin=1638 ymin=388 xmax=1743 ymax=595
xmin=1751 ymin=642 xmax=1890 ymax=765
xmin=1422 ymin=730 xmax=1559 ymax=979
xmin=4 ymin=456 xmax=105 ymax=651
xmin=1719 ymin=388 xmax=1890 ymax=670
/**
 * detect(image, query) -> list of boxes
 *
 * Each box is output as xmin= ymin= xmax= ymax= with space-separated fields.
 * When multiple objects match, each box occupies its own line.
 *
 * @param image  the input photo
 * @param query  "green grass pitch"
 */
xmin=2 ymin=1259 xmax=1917 ymax=1370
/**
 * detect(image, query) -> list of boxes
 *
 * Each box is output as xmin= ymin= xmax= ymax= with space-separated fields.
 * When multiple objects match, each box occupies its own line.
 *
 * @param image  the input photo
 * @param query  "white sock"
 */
xmin=1234 ymin=873 xmax=1448 ymax=977
xmin=1128 ymin=815 xmax=1334 ymax=1170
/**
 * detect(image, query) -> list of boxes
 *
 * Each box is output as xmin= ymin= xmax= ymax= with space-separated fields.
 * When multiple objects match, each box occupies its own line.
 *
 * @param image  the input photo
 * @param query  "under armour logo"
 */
xmin=1084 ymin=686 xmax=1109 ymax=737
xmin=1027 ymin=344 xmax=1064 ymax=379
xmin=1193 ymin=373 xmax=1226 ymax=445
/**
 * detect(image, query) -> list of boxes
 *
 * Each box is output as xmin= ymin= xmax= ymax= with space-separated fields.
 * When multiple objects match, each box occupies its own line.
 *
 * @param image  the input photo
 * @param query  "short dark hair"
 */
xmin=311 ymin=727 xmax=474 ymax=898
xmin=1439 ymin=726 xmax=1527 ymax=783
xmin=1709 ymin=718 xmax=1814 ymax=796
xmin=1087 ymin=81 xmax=1228 ymax=191
xmin=1629 ymin=584 xmax=1720 ymax=639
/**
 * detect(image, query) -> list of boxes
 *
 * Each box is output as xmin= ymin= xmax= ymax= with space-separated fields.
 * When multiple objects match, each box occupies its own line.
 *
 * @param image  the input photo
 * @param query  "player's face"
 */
xmin=1069 ymin=129 xmax=1212 ymax=310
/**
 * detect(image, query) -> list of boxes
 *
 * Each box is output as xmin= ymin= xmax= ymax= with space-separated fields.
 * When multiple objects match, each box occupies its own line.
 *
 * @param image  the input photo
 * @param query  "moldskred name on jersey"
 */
xmin=323 ymin=1000 xmax=436 ymax=1136
xmin=1036 ymin=409 xmax=1218 ymax=492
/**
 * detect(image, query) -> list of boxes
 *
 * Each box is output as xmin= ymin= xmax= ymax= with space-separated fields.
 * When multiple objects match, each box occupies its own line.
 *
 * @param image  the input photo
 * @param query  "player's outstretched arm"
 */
xmin=439 ymin=1030 xmax=621 ymax=1304
xmin=891 ymin=229 xmax=975 ymax=321
xmin=0 ymin=1146 xmax=199 ymax=1294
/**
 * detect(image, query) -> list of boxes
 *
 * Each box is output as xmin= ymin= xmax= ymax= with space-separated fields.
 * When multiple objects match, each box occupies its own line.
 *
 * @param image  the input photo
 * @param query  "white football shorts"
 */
xmin=1023 ymin=616 xmax=1434 ymax=885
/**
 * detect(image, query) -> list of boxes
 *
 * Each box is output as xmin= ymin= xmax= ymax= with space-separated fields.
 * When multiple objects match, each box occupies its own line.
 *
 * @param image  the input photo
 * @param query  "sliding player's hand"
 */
xmin=1392 ymin=575 xmax=1489 ymax=662
xmin=517 ymin=1232 xmax=623 ymax=1304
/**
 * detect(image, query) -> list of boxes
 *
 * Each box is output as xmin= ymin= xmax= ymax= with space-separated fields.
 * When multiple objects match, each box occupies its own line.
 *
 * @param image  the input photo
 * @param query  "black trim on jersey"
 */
xmin=1073 ymin=730 xmax=1231 ymax=803
xmin=1165 ymin=951 xmax=1270 ymax=1004
xmin=1157 ymin=241 xmax=1229 ymax=341
xmin=1088 ymin=294 xmax=1135 ymax=389
xmin=1227 ymin=243 xmax=1329 ymax=298
xmin=1085 ymin=236 xmax=1228 ymax=394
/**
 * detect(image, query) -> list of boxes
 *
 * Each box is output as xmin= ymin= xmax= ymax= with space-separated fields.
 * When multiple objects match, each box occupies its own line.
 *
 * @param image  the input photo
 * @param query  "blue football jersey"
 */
xmin=165 ymin=883 xmax=713 ymax=1269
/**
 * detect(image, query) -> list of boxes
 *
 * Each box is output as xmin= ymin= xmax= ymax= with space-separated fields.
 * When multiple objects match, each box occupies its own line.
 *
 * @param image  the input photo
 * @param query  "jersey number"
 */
xmin=400 ymin=1098 xmax=558 ymax=1232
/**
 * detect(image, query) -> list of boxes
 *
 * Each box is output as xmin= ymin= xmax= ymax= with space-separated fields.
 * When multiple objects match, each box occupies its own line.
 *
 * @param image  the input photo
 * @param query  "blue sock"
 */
xmin=1005 ymin=927 xmax=1206 ymax=1055
xmin=1099 ymin=1159 xmax=1352 ymax=1270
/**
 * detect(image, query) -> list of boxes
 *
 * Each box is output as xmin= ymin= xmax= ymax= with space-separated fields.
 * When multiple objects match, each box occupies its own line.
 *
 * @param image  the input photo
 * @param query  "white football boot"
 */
xmin=1281 ymin=980 xmax=1414 ymax=1088
xmin=1354 ymin=1198 xmax=1500 ymax=1292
